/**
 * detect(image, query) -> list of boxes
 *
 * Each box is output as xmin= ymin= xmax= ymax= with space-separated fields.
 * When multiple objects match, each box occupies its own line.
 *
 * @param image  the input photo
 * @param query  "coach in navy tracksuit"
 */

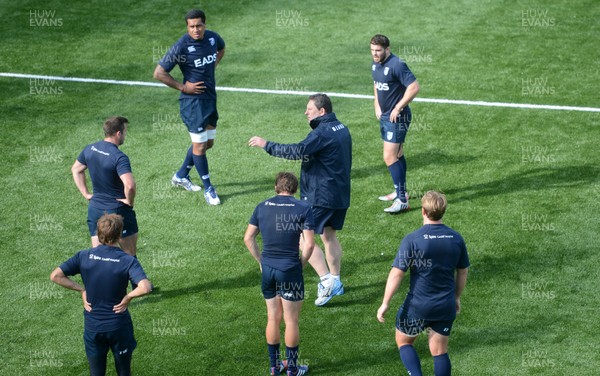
xmin=249 ymin=93 xmax=352 ymax=306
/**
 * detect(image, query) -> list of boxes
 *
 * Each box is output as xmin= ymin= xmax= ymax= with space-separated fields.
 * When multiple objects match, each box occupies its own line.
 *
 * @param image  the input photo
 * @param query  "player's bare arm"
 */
xmin=373 ymin=84 xmax=382 ymax=120
xmin=71 ymin=160 xmax=92 ymax=200
xmin=153 ymin=64 xmax=206 ymax=94
xmin=390 ymin=80 xmax=421 ymax=122
xmin=116 ymin=172 xmax=136 ymax=207
xmin=216 ymin=48 xmax=225 ymax=66
xmin=377 ymin=267 xmax=404 ymax=322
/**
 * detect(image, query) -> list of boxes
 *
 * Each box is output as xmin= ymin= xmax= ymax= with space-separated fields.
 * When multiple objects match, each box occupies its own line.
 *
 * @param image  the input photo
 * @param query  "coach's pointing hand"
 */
xmin=248 ymin=136 xmax=267 ymax=149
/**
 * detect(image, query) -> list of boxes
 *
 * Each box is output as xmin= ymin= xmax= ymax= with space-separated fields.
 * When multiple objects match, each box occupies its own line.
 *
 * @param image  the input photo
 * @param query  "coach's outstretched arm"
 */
xmin=377 ymin=267 xmax=405 ymax=323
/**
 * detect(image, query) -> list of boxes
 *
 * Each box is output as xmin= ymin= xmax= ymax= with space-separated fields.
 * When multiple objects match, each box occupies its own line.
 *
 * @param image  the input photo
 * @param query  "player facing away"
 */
xmin=371 ymin=34 xmax=420 ymax=213
xmin=153 ymin=9 xmax=225 ymax=205
xmin=50 ymin=213 xmax=152 ymax=376
xmin=377 ymin=191 xmax=469 ymax=376
xmin=72 ymin=116 xmax=138 ymax=257
xmin=244 ymin=172 xmax=314 ymax=376
xmin=248 ymin=93 xmax=352 ymax=307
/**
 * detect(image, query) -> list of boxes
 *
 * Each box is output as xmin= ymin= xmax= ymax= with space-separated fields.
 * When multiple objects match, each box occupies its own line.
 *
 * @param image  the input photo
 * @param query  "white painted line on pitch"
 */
xmin=2 ymin=72 xmax=599 ymax=113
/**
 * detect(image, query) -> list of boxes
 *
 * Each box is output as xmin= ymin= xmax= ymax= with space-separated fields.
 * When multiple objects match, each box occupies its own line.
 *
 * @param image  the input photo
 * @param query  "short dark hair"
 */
xmin=275 ymin=172 xmax=298 ymax=194
xmin=370 ymin=34 xmax=390 ymax=49
xmin=185 ymin=9 xmax=206 ymax=23
xmin=103 ymin=116 xmax=128 ymax=137
xmin=97 ymin=213 xmax=124 ymax=245
xmin=308 ymin=93 xmax=332 ymax=114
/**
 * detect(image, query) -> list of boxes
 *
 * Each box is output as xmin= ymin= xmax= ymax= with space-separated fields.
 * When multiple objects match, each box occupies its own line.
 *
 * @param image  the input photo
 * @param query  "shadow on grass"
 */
xmin=351 ymin=149 xmax=477 ymax=181
xmin=141 ymin=269 xmax=258 ymax=303
xmin=217 ymin=177 xmax=278 ymax=200
xmin=446 ymin=164 xmax=600 ymax=203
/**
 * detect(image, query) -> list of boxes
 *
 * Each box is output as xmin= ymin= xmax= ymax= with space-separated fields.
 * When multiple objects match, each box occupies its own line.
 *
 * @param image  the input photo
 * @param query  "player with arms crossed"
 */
xmin=248 ymin=94 xmax=352 ymax=307
xmin=50 ymin=213 xmax=152 ymax=376
xmin=371 ymin=34 xmax=420 ymax=213
xmin=244 ymin=172 xmax=314 ymax=376
xmin=377 ymin=191 xmax=469 ymax=376
xmin=153 ymin=9 xmax=225 ymax=205
xmin=72 ymin=116 xmax=138 ymax=257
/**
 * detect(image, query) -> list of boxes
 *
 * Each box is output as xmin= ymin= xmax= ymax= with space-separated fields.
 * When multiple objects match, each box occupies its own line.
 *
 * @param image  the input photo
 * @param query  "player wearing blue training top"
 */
xmin=248 ymin=93 xmax=352 ymax=307
xmin=377 ymin=191 xmax=469 ymax=376
xmin=72 ymin=116 xmax=138 ymax=256
xmin=244 ymin=172 xmax=315 ymax=376
xmin=371 ymin=34 xmax=420 ymax=213
xmin=153 ymin=8 xmax=225 ymax=205
xmin=51 ymin=213 xmax=152 ymax=376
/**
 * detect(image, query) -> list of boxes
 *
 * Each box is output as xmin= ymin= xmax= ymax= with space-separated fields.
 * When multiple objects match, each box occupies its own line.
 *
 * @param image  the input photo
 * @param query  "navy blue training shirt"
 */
xmin=249 ymin=195 xmax=315 ymax=271
xmin=159 ymin=30 xmax=225 ymax=100
xmin=60 ymin=245 xmax=147 ymax=332
xmin=372 ymin=53 xmax=417 ymax=117
xmin=77 ymin=140 xmax=131 ymax=210
xmin=392 ymin=224 xmax=470 ymax=321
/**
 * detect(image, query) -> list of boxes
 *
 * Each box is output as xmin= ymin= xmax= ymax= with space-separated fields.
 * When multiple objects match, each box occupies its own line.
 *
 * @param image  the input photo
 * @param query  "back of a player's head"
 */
xmin=103 ymin=116 xmax=128 ymax=137
xmin=185 ymin=9 xmax=206 ymax=23
xmin=371 ymin=34 xmax=390 ymax=48
xmin=421 ymin=191 xmax=447 ymax=221
xmin=275 ymin=171 xmax=298 ymax=194
xmin=97 ymin=213 xmax=124 ymax=245
xmin=308 ymin=93 xmax=332 ymax=114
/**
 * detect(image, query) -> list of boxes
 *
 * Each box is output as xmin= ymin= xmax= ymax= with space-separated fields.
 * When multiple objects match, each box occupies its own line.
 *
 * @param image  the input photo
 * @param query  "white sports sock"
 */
xmin=320 ymin=273 xmax=332 ymax=283
xmin=331 ymin=274 xmax=340 ymax=281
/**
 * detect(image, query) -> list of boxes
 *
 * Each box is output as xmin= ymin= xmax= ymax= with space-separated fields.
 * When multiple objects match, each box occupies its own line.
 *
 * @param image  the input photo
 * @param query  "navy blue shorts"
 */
xmin=87 ymin=205 xmax=138 ymax=238
xmin=261 ymin=263 xmax=304 ymax=301
xmin=179 ymin=97 xmax=218 ymax=133
xmin=311 ymin=206 xmax=347 ymax=234
xmin=395 ymin=307 xmax=454 ymax=337
xmin=84 ymin=323 xmax=136 ymax=376
xmin=380 ymin=111 xmax=411 ymax=143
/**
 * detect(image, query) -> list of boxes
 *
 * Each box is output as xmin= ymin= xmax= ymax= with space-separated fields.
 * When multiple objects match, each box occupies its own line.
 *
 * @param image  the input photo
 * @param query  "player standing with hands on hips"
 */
xmin=371 ymin=34 xmax=420 ymax=213
xmin=153 ymin=9 xmax=225 ymax=205
xmin=377 ymin=191 xmax=469 ymax=376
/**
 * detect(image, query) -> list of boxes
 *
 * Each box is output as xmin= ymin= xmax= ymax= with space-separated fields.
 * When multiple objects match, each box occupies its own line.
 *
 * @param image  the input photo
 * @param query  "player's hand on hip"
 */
xmin=375 ymin=108 xmax=382 ymax=120
xmin=377 ymin=303 xmax=389 ymax=323
xmin=390 ymin=108 xmax=401 ymax=122
xmin=182 ymin=81 xmax=205 ymax=94
xmin=248 ymin=136 xmax=267 ymax=148
xmin=81 ymin=290 xmax=92 ymax=312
